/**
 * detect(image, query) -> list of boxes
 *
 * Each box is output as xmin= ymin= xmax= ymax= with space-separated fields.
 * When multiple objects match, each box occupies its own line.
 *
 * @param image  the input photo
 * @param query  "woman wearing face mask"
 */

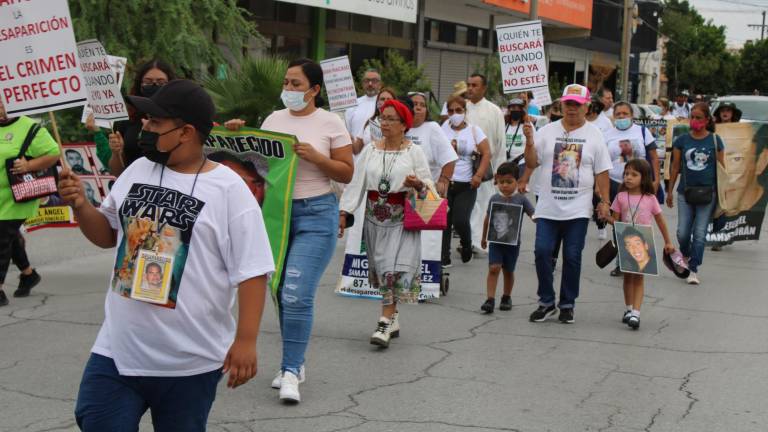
xmin=225 ymin=58 xmax=354 ymax=403
xmin=104 ymin=60 xmax=176 ymax=176
xmin=504 ymin=98 xmax=535 ymax=166
xmin=405 ymin=92 xmax=457 ymax=197
xmin=440 ymin=96 xmax=491 ymax=266
xmin=666 ymin=102 xmax=724 ymax=285
xmin=352 ymin=88 xmax=397 ymax=154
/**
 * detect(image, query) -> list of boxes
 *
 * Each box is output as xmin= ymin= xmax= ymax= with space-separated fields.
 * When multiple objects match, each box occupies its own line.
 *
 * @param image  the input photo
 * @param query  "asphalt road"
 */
xmin=1 ymin=207 xmax=767 ymax=432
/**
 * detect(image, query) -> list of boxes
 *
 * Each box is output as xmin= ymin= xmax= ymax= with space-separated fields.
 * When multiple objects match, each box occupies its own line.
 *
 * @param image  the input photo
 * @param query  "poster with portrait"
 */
xmin=551 ymin=141 xmax=582 ymax=188
xmin=130 ymin=250 xmax=174 ymax=305
xmin=634 ymin=119 xmax=668 ymax=171
xmin=487 ymin=202 xmax=523 ymax=246
xmin=663 ymin=119 xmax=690 ymax=181
xmin=615 ymin=222 xmax=659 ymax=276
xmin=204 ymin=127 xmax=298 ymax=296
xmin=706 ymin=122 xmax=768 ymax=246
xmin=63 ymin=147 xmax=95 ymax=175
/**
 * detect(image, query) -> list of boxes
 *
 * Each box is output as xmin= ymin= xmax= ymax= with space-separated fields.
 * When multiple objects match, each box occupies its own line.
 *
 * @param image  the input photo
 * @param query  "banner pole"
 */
xmin=48 ymin=111 xmax=69 ymax=170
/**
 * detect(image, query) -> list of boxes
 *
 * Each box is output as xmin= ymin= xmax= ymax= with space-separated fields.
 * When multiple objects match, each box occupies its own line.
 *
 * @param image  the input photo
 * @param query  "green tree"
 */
xmin=736 ymin=39 xmax=768 ymax=93
xmin=473 ymin=54 xmax=503 ymax=104
xmin=357 ymin=50 xmax=432 ymax=97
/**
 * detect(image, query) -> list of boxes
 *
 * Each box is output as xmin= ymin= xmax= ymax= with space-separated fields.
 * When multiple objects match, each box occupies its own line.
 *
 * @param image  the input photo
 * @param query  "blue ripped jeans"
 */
xmin=676 ymin=192 xmax=716 ymax=273
xmin=279 ymin=193 xmax=338 ymax=375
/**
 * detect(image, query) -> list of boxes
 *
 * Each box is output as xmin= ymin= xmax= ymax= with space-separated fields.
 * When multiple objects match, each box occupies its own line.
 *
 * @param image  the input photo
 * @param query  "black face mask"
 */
xmin=141 ymin=84 xmax=161 ymax=97
xmin=138 ymin=126 xmax=184 ymax=165
xmin=550 ymin=114 xmax=563 ymax=122
xmin=509 ymin=111 xmax=524 ymax=122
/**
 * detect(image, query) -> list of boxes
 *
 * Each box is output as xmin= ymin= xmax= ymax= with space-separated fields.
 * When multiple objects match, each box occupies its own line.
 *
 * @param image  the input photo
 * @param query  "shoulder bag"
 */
xmin=404 ymin=184 xmax=448 ymax=231
xmin=682 ymin=133 xmax=716 ymax=206
xmin=469 ymin=125 xmax=494 ymax=182
xmin=4 ymin=124 xmax=59 ymax=203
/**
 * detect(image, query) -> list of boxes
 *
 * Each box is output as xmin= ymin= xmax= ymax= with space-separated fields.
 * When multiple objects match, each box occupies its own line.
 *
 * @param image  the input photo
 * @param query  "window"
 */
xmin=424 ymin=19 xmax=488 ymax=47
xmin=352 ymin=15 xmax=372 ymax=32
xmin=438 ymin=21 xmax=455 ymax=43
xmin=456 ymin=25 xmax=468 ymax=46
xmin=372 ymin=17 xmax=389 ymax=35
xmin=277 ymin=3 xmax=310 ymax=24
xmin=274 ymin=35 xmax=309 ymax=59
xmin=331 ymin=11 xmax=350 ymax=30
xmin=391 ymin=21 xmax=404 ymax=38
xmin=249 ymin=0 xmax=275 ymax=19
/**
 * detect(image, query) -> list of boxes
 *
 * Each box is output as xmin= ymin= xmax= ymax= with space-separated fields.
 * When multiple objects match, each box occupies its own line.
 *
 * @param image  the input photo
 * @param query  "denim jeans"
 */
xmin=74 ymin=354 xmax=221 ymax=432
xmin=534 ymin=218 xmax=589 ymax=309
xmin=676 ymin=192 xmax=716 ymax=273
xmin=442 ymin=182 xmax=477 ymax=262
xmin=279 ymin=193 xmax=338 ymax=375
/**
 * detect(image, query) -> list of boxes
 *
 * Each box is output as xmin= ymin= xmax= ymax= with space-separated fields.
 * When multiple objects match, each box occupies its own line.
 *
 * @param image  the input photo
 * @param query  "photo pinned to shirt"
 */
xmin=551 ymin=141 xmax=582 ymax=188
xmin=130 ymin=250 xmax=175 ymax=305
xmin=487 ymin=202 xmax=523 ymax=246
xmin=615 ymin=222 xmax=659 ymax=276
xmin=616 ymin=138 xmax=642 ymax=162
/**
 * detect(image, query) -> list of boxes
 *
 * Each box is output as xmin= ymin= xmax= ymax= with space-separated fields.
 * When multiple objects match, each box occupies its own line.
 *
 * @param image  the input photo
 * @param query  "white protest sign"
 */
xmin=81 ymin=55 xmax=127 ymax=128
xmin=0 ymin=0 xmax=87 ymax=117
xmin=320 ymin=56 xmax=357 ymax=112
xmin=77 ymin=40 xmax=128 ymax=124
xmin=496 ymin=20 xmax=552 ymax=105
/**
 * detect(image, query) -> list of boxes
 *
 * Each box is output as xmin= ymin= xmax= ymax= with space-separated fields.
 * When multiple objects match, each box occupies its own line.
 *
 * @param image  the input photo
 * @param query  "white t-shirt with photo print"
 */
xmin=441 ymin=121 xmax=487 ymax=182
xmin=92 ymin=157 xmax=275 ymax=377
xmin=604 ymin=124 xmax=653 ymax=183
xmin=405 ymin=121 xmax=458 ymax=182
xmin=532 ymin=121 xmax=612 ymax=220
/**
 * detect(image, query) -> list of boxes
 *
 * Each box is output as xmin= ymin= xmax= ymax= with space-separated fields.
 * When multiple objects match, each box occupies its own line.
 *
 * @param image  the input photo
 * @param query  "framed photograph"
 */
xmin=487 ymin=202 xmax=523 ymax=246
xmin=63 ymin=147 xmax=95 ymax=176
xmin=615 ymin=222 xmax=659 ymax=276
xmin=80 ymin=178 xmax=103 ymax=207
xmin=130 ymin=250 xmax=175 ymax=305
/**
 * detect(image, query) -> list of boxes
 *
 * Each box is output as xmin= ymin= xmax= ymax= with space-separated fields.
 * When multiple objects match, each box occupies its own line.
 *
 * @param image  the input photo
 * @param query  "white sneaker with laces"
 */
xmin=598 ymin=228 xmax=608 ymax=240
xmin=370 ymin=317 xmax=392 ymax=348
xmin=390 ymin=312 xmax=400 ymax=338
xmin=686 ymin=272 xmax=700 ymax=285
xmin=279 ymin=371 xmax=301 ymax=403
xmin=271 ymin=365 xmax=305 ymax=389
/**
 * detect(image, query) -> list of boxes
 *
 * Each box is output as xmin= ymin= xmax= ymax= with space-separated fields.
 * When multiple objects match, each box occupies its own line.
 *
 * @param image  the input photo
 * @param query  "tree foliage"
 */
xmin=473 ymin=55 xmax=504 ymax=105
xmin=736 ymin=39 xmax=768 ymax=93
xmin=358 ymin=50 xmax=432 ymax=97
xmin=660 ymin=0 xmax=736 ymax=96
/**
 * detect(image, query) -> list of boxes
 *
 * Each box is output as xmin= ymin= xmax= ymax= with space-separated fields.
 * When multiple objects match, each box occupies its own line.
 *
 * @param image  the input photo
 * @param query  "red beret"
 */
xmin=380 ymin=99 xmax=413 ymax=131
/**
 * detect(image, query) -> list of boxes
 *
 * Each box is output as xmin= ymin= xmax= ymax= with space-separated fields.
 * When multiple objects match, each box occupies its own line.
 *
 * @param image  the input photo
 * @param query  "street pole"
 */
xmin=747 ymin=10 xmax=767 ymax=40
xmin=530 ymin=0 xmax=539 ymax=19
xmin=619 ymin=0 xmax=633 ymax=101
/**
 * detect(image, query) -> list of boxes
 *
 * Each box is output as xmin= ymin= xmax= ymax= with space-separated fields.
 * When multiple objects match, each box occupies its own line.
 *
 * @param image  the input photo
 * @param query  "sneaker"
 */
xmin=711 ymin=245 xmax=723 ymax=251
xmin=278 ymin=371 xmax=301 ymax=403
xmin=529 ymin=305 xmax=557 ymax=322
xmin=370 ymin=317 xmax=392 ymax=348
xmin=13 ymin=269 xmax=41 ymax=298
xmin=390 ymin=312 xmax=400 ymax=338
xmin=558 ymin=308 xmax=575 ymax=324
xmin=0 ymin=290 xmax=8 ymax=307
xmin=460 ymin=246 xmax=473 ymax=263
xmin=480 ymin=298 xmax=495 ymax=313
xmin=472 ymin=246 xmax=488 ymax=257
xmin=598 ymin=228 xmax=608 ymax=240
xmin=499 ymin=295 xmax=512 ymax=311
xmin=610 ymin=267 xmax=622 ymax=277
xmin=271 ymin=365 xmax=305 ymax=389
xmin=622 ymin=310 xmax=632 ymax=324
xmin=627 ymin=315 xmax=640 ymax=330
xmin=686 ymin=272 xmax=700 ymax=285
xmin=441 ymin=259 xmax=453 ymax=269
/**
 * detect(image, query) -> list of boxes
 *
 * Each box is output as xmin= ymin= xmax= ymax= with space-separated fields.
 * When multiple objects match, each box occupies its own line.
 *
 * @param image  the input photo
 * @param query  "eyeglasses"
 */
xmin=141 ymin=79 xmax=168 ymax=86
xmin=379 ymin=117 xmax=402 ymax=124
xmin=363 ymin=78 xmax=381 ymax=84
xmin=447 ymin=108 xmax=465 ymax=114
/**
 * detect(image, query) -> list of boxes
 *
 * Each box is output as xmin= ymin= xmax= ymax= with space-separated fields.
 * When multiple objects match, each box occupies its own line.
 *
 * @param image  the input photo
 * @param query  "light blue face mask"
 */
xmin=614 ymin=118 xmax=633 ymax=130
xmin=281 ymin=89 xmax=311 ymax=111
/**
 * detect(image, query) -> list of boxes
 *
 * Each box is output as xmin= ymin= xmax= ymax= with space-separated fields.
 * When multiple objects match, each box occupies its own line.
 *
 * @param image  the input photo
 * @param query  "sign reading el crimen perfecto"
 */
xmin=275 ymin=0 xmax=417 ymax=23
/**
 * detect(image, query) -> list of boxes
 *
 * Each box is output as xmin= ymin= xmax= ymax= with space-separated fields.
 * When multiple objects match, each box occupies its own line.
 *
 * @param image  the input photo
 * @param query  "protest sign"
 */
xmin=0 ymin=0 xmax=87 ymax=117
xmin=706 ymin=122 xmax=768 ymax=246
xmin=204 ymin=127 xmax=298 ymax=295
xmin=615 ymin=222 xmax=659 ymax=276
xmin=496 ymin=20 xmax=552 ymax=105
xmin=320 ymin=56 xmax=357 ymax=112
xmin=24 ymin=142 xmax=114 ymax=232
xmin=76 ymin=40 xmax=128 ymax=124
xmin=81 ymin=55 xmax=127 ymax=128
xmin=634 ymin=118 xmax=668 ymax=172
xmin=335 ymin=207 xmax=442 ymax=301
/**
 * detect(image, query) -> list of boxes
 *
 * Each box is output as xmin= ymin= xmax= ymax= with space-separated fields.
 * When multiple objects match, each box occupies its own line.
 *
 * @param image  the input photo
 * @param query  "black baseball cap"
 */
xmin=127 ymin=79 xmax=215 ymax=136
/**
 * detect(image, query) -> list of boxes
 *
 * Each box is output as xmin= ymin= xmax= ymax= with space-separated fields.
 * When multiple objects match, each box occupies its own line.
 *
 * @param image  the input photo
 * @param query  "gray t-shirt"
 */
xmin=486 ymin=193 xmax=535 ymax=218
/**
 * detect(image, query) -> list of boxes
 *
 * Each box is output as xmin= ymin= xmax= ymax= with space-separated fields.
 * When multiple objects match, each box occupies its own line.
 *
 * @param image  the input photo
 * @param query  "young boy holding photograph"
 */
xmin=480 ymin=162 xmax=535 ymax=313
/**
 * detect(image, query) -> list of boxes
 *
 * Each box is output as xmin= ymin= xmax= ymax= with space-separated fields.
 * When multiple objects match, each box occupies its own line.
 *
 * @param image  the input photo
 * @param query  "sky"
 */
xmin=689 ymin=0 xmax=768 ymax=47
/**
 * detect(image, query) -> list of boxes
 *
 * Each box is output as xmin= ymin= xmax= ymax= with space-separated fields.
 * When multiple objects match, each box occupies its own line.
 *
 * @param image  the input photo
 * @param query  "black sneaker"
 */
xmin=628 ymin=315 xmax=640 ymax=330
xmin=529 ymin=305 xmax=557 ymax=322
xmin=499 ymin=295 xmax=512 ymax=311
xmin=480 ymin=298 xmax=495 ymax=313
xmin=0 ymin=290 xmax=8 ymax=307
xmin=14 ymin=269 xmax=41 ymax=298
xmin=622 ymin=310 xmax=632 ymax=324
xmin=559 ymin=308 xmax=575 ymax=324
xmin=460 ymin=246 xmax=473 ymax=263
xmin=441 ymin=258 xmax=452 ymax=269
xmin=610 ymin=267 xmax=622 ymax=277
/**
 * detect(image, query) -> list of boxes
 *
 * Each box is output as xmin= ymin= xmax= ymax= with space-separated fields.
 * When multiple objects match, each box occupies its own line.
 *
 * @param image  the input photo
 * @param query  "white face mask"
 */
xmin=281 ymin=89 xmax=311 ymax=111
xmin=449 ymin=113 xmax=465 ymax=127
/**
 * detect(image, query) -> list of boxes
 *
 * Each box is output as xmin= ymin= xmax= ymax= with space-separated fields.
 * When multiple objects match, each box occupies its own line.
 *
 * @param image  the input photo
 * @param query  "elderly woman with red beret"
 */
xmin=339 ymin=99 xmax=434 ymax=348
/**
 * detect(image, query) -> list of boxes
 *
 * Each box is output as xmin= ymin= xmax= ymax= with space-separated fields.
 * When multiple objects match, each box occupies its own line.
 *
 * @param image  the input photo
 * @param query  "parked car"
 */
xmin=711 ymin=96 xmax=768 ymax=122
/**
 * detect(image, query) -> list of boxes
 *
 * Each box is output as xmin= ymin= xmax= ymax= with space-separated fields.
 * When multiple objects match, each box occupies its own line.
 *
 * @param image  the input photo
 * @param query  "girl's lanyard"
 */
xmin=626 ymin=193 xmax=644 ymax=225
xmin=506 ymin=123 xmax=521 ymax=161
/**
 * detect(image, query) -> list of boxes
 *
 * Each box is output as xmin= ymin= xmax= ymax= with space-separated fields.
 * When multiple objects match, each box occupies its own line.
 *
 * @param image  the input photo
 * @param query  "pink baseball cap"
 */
xmin=561 ymin=84 xmax=591 ymax=105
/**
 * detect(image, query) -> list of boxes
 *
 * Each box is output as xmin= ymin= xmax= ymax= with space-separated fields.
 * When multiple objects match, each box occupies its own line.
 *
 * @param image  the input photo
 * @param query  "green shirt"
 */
xmin=0 ymin=117 xmax=61 ymax=221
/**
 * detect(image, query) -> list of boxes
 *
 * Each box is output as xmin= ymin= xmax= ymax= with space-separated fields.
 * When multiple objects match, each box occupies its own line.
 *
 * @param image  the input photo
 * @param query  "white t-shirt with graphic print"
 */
xmin=441 ymin=121 xmax=487 ymax=182
xmin=532 ymin=121 xmax=612 ymax=220
xmin=604 ymin=124 xmax=653 ymax=183
xmin=92 ymin=157 xmax=275 ymax=377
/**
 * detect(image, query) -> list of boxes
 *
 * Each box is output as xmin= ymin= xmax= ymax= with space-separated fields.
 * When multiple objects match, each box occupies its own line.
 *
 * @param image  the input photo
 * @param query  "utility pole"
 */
xmin=619 ymin=0 xmax=633 ymax=101
xmin=530 ymin=0 xmax=539 ymax=19
xmin=747 ymin=11 xmax=766 ymax=40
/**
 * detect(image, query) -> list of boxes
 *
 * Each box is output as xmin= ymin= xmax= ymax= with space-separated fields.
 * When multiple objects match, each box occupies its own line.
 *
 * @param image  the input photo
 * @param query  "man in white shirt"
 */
xmin=598 ymin=87 xmax=614 ymax=118
xmin=466 ymin=73 xmax=506 ymax=254
xmin=524 ymin=84 xmax=612 ymax=324
xmin=345 ymin=69 xmax=382 ymax=142
xmin=671 ymin=92 xmax=691 ymax=119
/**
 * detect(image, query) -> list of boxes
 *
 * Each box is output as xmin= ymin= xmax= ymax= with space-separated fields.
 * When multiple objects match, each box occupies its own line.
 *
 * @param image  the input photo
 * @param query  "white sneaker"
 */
xmin=390 ymin=312 xmax=400 ymax=338
xmin=472 ymin=246 xmax=488 ymax=257
xmin=686 ymin=272 xmax=700 ymax=285
xmin=271 ymin=365 xmax=305 ymax=389
xmin=279 ymin=371 xmax=301 ymax=403
xmin=598 ymin=228 xmax=608 ymax=240
xmin=370 ymin=317 xmax=392 ymax=348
